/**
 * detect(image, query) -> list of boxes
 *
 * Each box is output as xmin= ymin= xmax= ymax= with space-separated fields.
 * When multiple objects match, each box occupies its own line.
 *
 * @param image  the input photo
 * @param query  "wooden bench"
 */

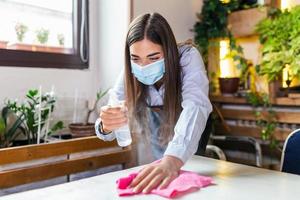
xmin=0 ymin=136 xmax=133 ymax=189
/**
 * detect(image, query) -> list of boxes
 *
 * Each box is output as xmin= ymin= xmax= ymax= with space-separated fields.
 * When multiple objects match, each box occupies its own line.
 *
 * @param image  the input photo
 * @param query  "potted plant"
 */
xmin=36 ymin=28 xmax=49 ymax=45
xmin=33 ymin=29 xmax=71 ymax=54
xmin=5 ymin=89 xmax=64 ymax=145
xmin=193 ymin=0 xmax=260 ymax=64
xmin=69 ymin=89 xmax=108 ymax=138
xmin=256 ymin=6 xmax=300 ymax=97
xmin=54 ymin=33 xmax=72 ymax=54
xmin=33 ymin=28 xmax=52 ymax=52
xmin=193 ymin=0 xmax=255 ymax=95
xmin=57 ymin=33 xmax=65 ymax=46
xmin=219 ymin=77 xmax=240 ymax=94
xmin=7 ymin=22 xmax=32 ymax=51
xmin=0 ymin=107 xmax=26 ymax=148
xmin=15 ymin=22 xmax=28 ymax=43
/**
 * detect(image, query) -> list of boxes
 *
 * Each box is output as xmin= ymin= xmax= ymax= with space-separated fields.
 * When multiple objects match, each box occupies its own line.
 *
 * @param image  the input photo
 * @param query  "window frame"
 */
xmin=0 ymin=0 xmax=89 ymax=69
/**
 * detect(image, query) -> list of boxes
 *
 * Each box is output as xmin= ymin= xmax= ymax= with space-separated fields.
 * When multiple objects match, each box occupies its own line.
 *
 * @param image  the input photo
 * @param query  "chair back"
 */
xmin=281 ymin=129 xmax=300 ymax=175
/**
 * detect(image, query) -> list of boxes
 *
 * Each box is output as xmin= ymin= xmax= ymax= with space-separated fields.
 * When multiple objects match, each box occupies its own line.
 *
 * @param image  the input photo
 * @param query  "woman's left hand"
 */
xmin=129 ymin=155 xmax=183 ymax=193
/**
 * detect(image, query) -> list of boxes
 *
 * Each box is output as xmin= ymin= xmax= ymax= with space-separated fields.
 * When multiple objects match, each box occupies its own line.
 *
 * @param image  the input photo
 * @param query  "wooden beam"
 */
xmin=0 ymin=136 xmax=119 ymax=165
xmin=210 ymin=95 xmax=300 ymax=106
xmin=215 ymin=124 xmax=291 ymax=141
xmin=210 ymin=95 xmax=247 ymax=104
xmin=220 ymin=108 xmax=300 ymax=124
xmin=272 ymin=97 xmax=300 ymax=106
xmin=0 ymin=149 xmax=131 ymax=188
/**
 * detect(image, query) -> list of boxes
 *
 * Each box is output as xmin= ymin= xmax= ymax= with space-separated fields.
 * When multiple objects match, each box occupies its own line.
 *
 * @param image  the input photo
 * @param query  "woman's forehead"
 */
xmin=129 ymin=39 xmax=163 ymax=57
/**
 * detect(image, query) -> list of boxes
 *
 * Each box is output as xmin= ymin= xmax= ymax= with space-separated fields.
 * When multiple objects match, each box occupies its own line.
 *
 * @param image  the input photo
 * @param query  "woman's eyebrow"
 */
xmin=130 ymin=52 xmax=161 ymax=58
xmin=147 ymin=52 xmax=160 ymax=57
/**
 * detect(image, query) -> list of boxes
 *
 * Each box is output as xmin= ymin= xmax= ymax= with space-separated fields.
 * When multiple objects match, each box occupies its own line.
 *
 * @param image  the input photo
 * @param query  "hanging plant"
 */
xmin=193 ymin=0 xmax=233 ymax=62
xmin=245 ymin=91 xmax=279 ymax=148
xmin=193 ymin=0 xmax=259 ymax=63
xmin=193 ymin=1 xmax=282 ymax=148
xmin=227 ymin=33 xmax=250 ymax=83
xmin=193 ymin=0 xmax=254 ymax=91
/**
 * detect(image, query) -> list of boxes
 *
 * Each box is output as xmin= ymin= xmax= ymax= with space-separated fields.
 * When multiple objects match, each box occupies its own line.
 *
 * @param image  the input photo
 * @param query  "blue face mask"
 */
xmin=131 ymin=59 xmax=165 ymax=85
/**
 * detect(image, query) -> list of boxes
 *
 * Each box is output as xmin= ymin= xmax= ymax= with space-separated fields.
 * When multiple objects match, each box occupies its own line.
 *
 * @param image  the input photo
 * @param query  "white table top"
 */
xmin=1 ymin=156 xmax=300 ymax=200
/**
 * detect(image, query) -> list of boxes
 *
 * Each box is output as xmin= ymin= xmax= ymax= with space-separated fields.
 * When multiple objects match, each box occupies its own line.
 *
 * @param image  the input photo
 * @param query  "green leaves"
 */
xmin=193 ymin=0 xmax=258 ymax=63
xmin=3 ymin=88 xmax=63 ymax=146
xmin=48 ymin=121 xmax=64 ymax=136
xmin=96 ymin=89 xmax=109 ymax=101
xmin=246 ymin=91 xmax=278 ymax=148
xmin=193 ymin=0 xmax=232 ymax=62
xmin=0 ymin=107 xmax=27 ymax=148
xmin=5 ymin=113 xmax=26 ymax=141
xmin=256 ymin=6 xmax=300 ymax=81
xmin=0 ymin=117 xmax=5 ymax=135
xmin=227 ymin=34 xmax=249 ymax=82
xmin=27 ymin=89 xmax=38 ymax=98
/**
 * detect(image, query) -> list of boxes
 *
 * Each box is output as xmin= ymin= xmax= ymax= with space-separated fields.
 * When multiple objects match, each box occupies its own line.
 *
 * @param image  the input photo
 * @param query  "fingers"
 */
xmin=130 ymin=164 xmax=178 ymax=193
xmin=130 ymin=166 xmax=153 ymax=188
xmin=142 ymin=174 xmax=164 ymax=193
xmin=128 ymin=158 xmax=181 ymax=194
xmin=100 ymin=112 xmax=127 ymax=122
xmin=133 ymin=168 xmax=161 ymax=193
xmin=102 ymin=118 xmax=128 ymax=131
xmin=158 ymin=176 xmax=173 ymax=189
xmin=99 ymin=105 xmax=128 ymax=131
xmin=138 ymin=174 xmax=175 ymax=193
xmin=101 ymin=105 xmax=123 ymax=114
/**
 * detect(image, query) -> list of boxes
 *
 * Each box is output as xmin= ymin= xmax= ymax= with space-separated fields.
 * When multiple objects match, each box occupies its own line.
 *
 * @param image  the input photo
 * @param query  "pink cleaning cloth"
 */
xmin=116 ymin=170 xmax=213 ymax=198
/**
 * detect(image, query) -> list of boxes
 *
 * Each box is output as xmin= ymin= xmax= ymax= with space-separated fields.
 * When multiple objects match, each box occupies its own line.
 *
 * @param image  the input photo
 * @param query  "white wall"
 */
xmin=0 ymin=0 xmax=198 ymax=123
xmin=0 ymin=0 xmax=130 ymax=123
xmin=132 ymin=0 xmax=203 ymax=42
xmin=96 ymin=0 xmax=130 ymax=90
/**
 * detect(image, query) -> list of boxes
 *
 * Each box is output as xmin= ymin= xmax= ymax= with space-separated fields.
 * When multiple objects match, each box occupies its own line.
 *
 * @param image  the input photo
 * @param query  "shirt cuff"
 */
xmin=163 ymin=141 xmax=193 ymax=164
xmin=95 ymin=118 xmax=116 ymax=141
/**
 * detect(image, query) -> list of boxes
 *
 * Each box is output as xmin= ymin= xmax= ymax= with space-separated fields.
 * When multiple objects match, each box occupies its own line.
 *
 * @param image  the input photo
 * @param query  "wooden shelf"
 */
xmin=215 ymin=124 xmax=290 ymax=141
xmin=210 ymin=95 xmax=300 ymax=106
xmin=210 ymin=95 xmax=247 ymax=104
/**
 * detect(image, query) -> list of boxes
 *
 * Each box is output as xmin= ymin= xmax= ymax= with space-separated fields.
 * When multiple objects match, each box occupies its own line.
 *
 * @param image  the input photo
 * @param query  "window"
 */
xmin=0 ymin=0 xmax=89 ymax=69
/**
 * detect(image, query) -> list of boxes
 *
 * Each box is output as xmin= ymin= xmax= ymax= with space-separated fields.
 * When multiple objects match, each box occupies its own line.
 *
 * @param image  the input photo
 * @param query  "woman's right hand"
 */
xmin=99 ymin=105 xmax=128 ymax=133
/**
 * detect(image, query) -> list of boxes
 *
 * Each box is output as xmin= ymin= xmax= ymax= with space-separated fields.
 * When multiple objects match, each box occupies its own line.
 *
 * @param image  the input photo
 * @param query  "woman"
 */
xmin=95 ymin=13 xmax=212 ymax=194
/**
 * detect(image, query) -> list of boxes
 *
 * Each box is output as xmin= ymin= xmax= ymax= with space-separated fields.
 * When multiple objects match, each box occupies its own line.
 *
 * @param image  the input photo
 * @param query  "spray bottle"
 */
xmin=108 ymin=89 xmax=132 ymax=147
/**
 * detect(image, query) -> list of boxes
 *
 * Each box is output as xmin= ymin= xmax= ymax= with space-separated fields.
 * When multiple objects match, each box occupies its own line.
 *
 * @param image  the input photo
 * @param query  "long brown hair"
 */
xmin=124 ymin=13 xmax=182 ymax=145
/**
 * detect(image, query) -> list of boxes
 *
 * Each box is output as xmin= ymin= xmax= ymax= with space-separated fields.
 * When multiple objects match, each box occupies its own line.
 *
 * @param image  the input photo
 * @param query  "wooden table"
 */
xmin=1 ymin=156 xmax=300 ymax=200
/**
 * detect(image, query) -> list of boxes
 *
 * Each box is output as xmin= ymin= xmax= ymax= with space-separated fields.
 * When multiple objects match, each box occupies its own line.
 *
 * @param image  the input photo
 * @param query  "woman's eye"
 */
xmin=131 ymin=58 xmax=139 ymax=61
xmin=149 ymin=57 xmax=159 ymax=61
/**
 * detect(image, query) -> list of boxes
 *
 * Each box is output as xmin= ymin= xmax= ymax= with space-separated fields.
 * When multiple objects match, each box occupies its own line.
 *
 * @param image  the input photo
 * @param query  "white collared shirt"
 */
xmin=95 ymin=45 xmax=212 ymax=163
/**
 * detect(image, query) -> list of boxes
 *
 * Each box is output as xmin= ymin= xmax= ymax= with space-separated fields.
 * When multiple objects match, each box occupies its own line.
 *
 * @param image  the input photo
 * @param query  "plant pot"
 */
xmin=69 ymin=123 xmax=96 ymax=138
xmin=0 ymin=41 xmax=8 ymax=49
xmin=269 ymin=78 xmax=284 ymax=99
xmin=227 ymin=7 xmax=268 ymax=37
xmin=7 ymin=43 xmax=73 ymax=54
xmin=219 ymin=77 xmax=240 ymax=94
